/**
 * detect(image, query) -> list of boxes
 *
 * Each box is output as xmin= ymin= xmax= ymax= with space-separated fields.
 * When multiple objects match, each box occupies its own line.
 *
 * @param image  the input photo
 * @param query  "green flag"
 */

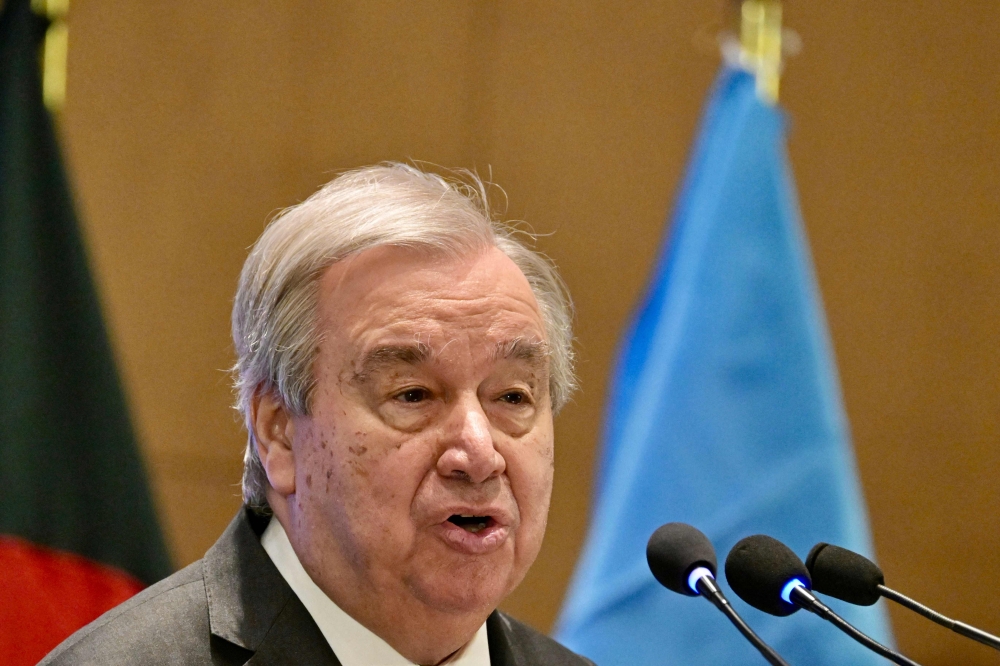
xmin=0 ymin=0 xmax=172 ymax=661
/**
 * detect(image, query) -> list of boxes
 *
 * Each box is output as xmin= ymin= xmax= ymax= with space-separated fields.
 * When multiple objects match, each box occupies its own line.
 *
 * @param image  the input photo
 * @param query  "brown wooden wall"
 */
xmin=60 ymin=2 xmax=998 ymax=663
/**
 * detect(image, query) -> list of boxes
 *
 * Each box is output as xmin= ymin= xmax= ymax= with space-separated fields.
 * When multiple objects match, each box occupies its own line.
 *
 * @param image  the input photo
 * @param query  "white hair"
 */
xmin=232 ymin=163 xmax=576 ymax=513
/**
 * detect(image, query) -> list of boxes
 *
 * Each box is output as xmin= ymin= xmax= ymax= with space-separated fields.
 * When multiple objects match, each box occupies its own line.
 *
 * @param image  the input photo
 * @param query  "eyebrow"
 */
xmin=351 ymin=343 xmax=431 ymax=384
xmin=490 ymin=338 xmax=550 ymax=368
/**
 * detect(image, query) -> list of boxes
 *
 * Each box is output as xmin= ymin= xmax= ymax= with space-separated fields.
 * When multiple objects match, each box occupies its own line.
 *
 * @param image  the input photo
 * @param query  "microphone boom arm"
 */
xmin=878 ymin=585 xmax=1000 ymax=652
xmin=789 ymin=585 xmax=922 ymax=666
xmin=694 ymin=574 xmax=790 ymax=666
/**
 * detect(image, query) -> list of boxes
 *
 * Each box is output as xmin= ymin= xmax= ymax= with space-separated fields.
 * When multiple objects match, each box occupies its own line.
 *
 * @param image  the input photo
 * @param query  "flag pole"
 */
xmin=737 ymin=0 xmax=783 ymax=104
xmin=31 ymin=0 xmax=69 ymax=113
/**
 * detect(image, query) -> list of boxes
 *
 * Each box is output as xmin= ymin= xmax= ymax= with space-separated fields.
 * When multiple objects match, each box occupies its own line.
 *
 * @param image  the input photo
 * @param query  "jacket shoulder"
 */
xmin=40 ymin=560 xmax=229 ymax=665
xmin=493 ymin=612 xmax=597 ymax=666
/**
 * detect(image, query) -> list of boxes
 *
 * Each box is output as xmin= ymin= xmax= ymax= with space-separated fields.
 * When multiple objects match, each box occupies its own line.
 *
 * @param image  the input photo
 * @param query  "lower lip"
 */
xmin=435 ymin=520 xmax=510 ymax=555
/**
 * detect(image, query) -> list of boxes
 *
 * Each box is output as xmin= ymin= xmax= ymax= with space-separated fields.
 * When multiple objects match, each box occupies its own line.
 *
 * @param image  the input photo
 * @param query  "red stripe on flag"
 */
xmin=0 ymin=535 xmax=146 ymax=666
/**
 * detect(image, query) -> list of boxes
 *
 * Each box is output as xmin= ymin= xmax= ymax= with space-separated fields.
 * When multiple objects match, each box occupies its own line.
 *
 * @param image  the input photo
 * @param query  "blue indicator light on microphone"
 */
xmin=687 ymin=566 xmax=714 ymax=595
xmin=780 ymin=578 xmax=807 ymax=604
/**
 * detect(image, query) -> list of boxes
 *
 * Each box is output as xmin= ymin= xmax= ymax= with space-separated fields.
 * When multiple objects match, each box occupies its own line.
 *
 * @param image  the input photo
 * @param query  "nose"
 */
xmin=437 ymin=397 xmax=506 ymax=484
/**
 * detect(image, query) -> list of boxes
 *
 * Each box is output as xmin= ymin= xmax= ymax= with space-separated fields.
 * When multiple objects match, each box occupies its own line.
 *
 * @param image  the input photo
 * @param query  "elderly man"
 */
xmin=43 ymin=164 xmax=594 ymax=666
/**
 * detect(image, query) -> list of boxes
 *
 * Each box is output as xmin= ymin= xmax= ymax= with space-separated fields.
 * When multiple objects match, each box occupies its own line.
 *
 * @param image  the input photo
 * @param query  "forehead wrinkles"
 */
xmin=349 ymin=291 xmax=545 ymax=350
xmin=317 ymin=247 xmax=549 ymax=375
xmin=349 ymin=334 xmax=550 ymax=387
xmin=429 ymin=333 xmax=550 ymax=369
xmin=384 ymin=292 xmax=536 ymax=322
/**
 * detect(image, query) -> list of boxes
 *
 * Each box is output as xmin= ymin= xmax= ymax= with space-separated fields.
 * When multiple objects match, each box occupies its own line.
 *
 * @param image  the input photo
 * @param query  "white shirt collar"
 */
xmin=260 ymin=518 xmax=491 ymax=666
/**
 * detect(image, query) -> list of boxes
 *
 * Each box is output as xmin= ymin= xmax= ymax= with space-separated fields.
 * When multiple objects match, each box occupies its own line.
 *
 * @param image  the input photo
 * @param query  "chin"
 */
xmin=405 ymin=554 xmax=518 ymax=615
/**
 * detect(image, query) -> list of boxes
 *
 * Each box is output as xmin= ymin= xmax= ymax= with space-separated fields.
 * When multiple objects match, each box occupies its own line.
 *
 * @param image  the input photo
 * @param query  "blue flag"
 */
xmin=554 ymin=67 xmax=893 ymax=665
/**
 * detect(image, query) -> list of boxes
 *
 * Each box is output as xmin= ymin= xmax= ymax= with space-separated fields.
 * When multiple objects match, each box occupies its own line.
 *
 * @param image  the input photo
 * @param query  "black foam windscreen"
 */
xmin=805 ymin=543 xmax=885 ymax=606
xmin=725 ymin=535 xmax=810 ymax=617
xmin=646 ymin=523 xmax=718 ymax=596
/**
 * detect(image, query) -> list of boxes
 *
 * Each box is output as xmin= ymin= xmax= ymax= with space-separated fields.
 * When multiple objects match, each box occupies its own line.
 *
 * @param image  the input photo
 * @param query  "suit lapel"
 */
xmin=487 ymin=611 xmax=524 ymax=666
xmin=244 ymin=597 xmax=342 ymax=665
xmin=203 ymin=509 xmax=341 ymax=665
xmin=203 ymin=510 xmax=529 ymax=666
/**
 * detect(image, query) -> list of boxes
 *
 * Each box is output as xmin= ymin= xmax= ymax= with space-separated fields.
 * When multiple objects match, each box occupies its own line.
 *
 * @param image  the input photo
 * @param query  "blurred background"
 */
xmin=19 ymin=1 xmax=1000 ymax=664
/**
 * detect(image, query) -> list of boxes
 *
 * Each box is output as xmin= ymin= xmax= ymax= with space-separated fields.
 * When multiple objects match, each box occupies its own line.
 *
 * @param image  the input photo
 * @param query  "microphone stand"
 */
xmin=693 ymin=573 xmax=790 ymax=666
xmin=787 ymin=585 xmax=922 ymax=666
xmin=878 ymin=584 xmax=1000 ymax=651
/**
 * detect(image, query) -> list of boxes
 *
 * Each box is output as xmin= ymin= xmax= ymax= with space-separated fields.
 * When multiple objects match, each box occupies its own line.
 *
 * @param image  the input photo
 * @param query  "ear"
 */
xmin=252 ymin=391 xmax=297 ymax=497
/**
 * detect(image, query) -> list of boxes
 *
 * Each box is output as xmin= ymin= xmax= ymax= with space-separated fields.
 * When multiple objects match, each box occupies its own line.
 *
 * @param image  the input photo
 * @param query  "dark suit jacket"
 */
xmin=41 ymin=509 xmax=595 ymax=666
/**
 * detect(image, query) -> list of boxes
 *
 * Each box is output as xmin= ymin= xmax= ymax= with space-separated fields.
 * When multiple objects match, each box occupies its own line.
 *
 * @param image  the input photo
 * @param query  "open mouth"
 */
xmin=438 ymin=512 xmax=509 ymax=553
xmin=447 ymin=514 xmax=494 ymax=534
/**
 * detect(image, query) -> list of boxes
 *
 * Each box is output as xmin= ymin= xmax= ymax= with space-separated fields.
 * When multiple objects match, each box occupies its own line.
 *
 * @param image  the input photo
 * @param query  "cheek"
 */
xmin=296 ymin=418 xmax=432 ymax=528
xmin=505 ymin=437 xmax=555 ymax=525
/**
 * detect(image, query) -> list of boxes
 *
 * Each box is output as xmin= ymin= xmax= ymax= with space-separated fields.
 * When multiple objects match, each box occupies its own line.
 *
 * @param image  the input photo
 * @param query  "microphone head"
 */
xmin=646 ymin=522 xmax=718 ymax=596
xmin=805 ymin=543 xmax=884 ymax=606
xmin=725 ymin=535 xmax=811 ymax=616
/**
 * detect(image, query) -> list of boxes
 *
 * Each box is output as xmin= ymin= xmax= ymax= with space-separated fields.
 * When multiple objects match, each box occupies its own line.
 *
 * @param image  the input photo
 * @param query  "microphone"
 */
xmin=646 ymin=523 xmax=790 ymax=666
xmin=807 ymin=542 xmax=1000 ymax=651
xmin=725 ymin=535 xmax=923 ymax=666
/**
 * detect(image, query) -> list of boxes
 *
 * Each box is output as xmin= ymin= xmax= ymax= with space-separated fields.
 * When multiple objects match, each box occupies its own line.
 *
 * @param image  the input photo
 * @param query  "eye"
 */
xmin=500 ymin=390 xmax=528 ymax=405
xmin=395 ymin=388 xmax=430 ymax=404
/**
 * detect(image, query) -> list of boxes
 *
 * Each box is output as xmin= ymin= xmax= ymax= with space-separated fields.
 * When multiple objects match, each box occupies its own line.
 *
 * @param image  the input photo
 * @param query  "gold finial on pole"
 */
xmin=739 ymin=0 xmax=782 ymax=104
xmin=32 ymin=0 xmax=70 ymax=113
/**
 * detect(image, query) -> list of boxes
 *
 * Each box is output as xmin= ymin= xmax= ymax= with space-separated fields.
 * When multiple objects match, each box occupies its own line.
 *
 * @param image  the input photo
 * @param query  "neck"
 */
xmin=268 ymin=497 xmax=490 ymax=665
xmin=337 ymin=601 xmax=485 ymax=665
xmin=324 ymin=578 xmax=487 ymax=665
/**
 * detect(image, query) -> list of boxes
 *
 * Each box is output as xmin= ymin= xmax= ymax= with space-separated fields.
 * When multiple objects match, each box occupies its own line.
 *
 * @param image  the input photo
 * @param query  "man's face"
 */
xmin=287 ymin=245 xmax=554 ymax=616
